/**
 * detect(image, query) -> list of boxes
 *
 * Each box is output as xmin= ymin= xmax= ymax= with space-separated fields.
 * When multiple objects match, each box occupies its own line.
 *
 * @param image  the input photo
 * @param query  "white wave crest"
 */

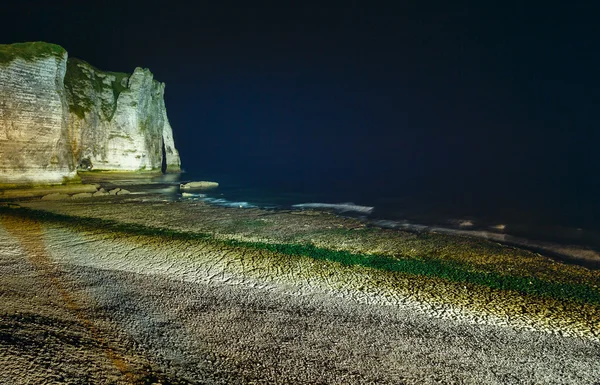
xmin=292 ymin=202 xmax=374 ymax=214
xmin=372 ymin=220 xmax=600 ymax=266
xmin=202 ymin=198 xmax=257 ymax=208
xmin=181 ymin=192 xmax=207 ymax=198
xmin=371 ymin=220 xmax=429 ymax=232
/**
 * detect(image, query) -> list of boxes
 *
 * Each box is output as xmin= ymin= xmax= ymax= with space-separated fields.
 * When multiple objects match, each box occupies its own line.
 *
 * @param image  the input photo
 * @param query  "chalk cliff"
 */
xmin=0 ymin=43 xmax=75 ymax=184
xmin=65 ymin=59 xmax=180 ymax=173
xmin=0 ymin=42 xmax=180 ymax=185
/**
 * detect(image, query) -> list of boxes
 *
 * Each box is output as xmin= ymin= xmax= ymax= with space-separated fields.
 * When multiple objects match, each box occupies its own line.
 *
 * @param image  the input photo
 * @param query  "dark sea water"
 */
xmin=131 ymin=170 xmax=600 ymax=269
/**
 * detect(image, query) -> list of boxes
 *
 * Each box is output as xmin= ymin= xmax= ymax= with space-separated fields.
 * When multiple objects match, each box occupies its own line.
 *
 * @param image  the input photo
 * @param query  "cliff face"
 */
xmin=0 ymin=42 xmax=180 ymax=185
xmin=0 ymin=43 xmax=75 ymax=184
xmin=65 ymin=59 xmax=180 ymax=172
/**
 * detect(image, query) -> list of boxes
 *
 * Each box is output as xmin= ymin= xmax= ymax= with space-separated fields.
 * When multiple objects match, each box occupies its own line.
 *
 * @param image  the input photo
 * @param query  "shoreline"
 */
xmin=1 ymin=194 xmax=599 ymax=383
xmin=3 ymin=195 xmax=599 ymax=340
xmin=6 ymin=174 xmax=598 ymax=271
xmin=370 ymin=219 xmax=600 ymax=270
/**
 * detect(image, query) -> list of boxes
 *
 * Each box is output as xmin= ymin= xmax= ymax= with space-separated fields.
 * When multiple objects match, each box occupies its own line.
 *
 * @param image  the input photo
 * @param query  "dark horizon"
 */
xmin=2 ymin=1 xmax=599 ymax=227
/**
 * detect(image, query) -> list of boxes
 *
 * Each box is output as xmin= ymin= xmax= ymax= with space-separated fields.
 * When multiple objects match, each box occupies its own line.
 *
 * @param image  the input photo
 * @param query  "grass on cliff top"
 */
xmin=64 ymin=58 xmax=130 ymax=119
xmin=1 ymin=205 xmax=599 ymax=306
xmin=0 ymin=42 xmax=66 ymax=65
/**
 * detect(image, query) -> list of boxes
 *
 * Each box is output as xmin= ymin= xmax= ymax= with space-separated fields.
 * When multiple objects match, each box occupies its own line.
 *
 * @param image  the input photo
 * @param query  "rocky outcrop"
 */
xmin=0 ymin=42 xmax=180 ymax=185
xmin=65 ymin=60 xmax=180 ymax=172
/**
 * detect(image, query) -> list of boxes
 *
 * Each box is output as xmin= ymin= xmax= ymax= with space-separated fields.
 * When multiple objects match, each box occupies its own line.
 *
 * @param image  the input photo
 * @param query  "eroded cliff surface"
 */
xmin=65 ymin=59 xmax=180 ymax=172
xmin=0 ymin=43 xmax=75 ymax=185
xmin=0 ymin=42 xmax=180 ymax=185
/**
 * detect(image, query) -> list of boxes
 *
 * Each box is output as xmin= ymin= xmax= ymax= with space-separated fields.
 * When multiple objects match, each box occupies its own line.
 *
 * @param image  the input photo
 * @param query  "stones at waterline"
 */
xmin=71 ymin=193 xmax=93 ymax=199
xmin=41 ymin=193 xmax=71 ymax=201
xmin=38 ymin=186 xmax=129 ymax=200
xmin=180 ymin=181 xmax=219 ymax=191
xmin=92 ymin=189 xmax=109 ymax=197
xmin=5 ymin=184 xmax=98 ymax=200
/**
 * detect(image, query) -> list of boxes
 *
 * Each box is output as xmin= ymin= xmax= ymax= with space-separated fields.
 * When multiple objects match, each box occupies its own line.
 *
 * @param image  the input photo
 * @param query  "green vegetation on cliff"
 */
xmin=64 ymin=58 xmax=129 ymax=119
xmin=0 ymin=42 xmax=66 ymax=65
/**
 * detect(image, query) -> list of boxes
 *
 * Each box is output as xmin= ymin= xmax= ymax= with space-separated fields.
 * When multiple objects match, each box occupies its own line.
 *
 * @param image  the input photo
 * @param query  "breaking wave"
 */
xmin=179 ymin=192 xmax=257 ymax=208
xmin=181 ymin=192 xmax=207 ymax=198
xmin=372 ymin=220 xmax=600 ymax=268
xmin=292 ymin=203 xmax=374 ymax=214
xmin=201 ymin=197 xmax=257 ymax=208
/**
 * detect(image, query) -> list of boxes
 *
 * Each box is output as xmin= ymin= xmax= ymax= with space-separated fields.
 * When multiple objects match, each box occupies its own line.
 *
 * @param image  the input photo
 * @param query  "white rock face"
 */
xmin=0 ymin=42 xmax=181 ymax=185
xmin=0 ymin=44 xmax=75 ymax=184
xmin=65 ymin=60 xmax=181 ymax=172
xmin=162 ymin=110 xmax=181 ymax=172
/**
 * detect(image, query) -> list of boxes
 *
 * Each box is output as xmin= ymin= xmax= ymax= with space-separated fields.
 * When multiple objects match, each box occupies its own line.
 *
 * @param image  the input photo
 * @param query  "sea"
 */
xmin=116 ymin=170 xmax=600 ymax=270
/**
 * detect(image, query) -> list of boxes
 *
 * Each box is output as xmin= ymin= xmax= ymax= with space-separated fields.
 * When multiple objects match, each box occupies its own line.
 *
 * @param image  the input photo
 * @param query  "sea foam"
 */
xmin=202 ymin=197 xmax=257 ymax=208
xmin=292 ymin=203 xmax=374 ymax=214
xmin=372 ymin=219 xmax=600 ymax=267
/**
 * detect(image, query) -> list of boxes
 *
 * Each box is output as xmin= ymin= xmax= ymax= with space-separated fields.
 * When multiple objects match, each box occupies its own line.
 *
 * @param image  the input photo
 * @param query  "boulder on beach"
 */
xmin=1 ymin=184 xmax=99 ymax=199
xmin=71 ymin=193 xmax=93 ymax=199
xmin=108 ymin=188 xmax=121 ymax=195
xmin=92 ymin=190 xmax=109 ymax=197
xmin=117 ymin=189 xmax=131 ymax=195
xmin=180 ymin=181 xmax=219 ymax=191
xmin=41 ymin=193 xmax=71 ymax=201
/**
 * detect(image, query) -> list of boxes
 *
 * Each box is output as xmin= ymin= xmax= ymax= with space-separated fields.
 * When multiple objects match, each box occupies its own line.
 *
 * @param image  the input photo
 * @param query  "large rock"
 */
xmin=0 ymin=42 xmax=75 ymax=185
xmin=41 ymin=193 xmax=71 ymax=201
xmin=0 ymin=42 xmax=181 ymax=186
xmin=71 ymin=192 xmax=93 ymax=199
xmin=180 ymin=181 xmax=219 ymax=190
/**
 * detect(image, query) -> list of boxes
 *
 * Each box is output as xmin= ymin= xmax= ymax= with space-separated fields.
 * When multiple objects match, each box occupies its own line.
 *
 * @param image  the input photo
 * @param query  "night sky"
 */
xmin=2 ymin=1 xmax=599 ymax=224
